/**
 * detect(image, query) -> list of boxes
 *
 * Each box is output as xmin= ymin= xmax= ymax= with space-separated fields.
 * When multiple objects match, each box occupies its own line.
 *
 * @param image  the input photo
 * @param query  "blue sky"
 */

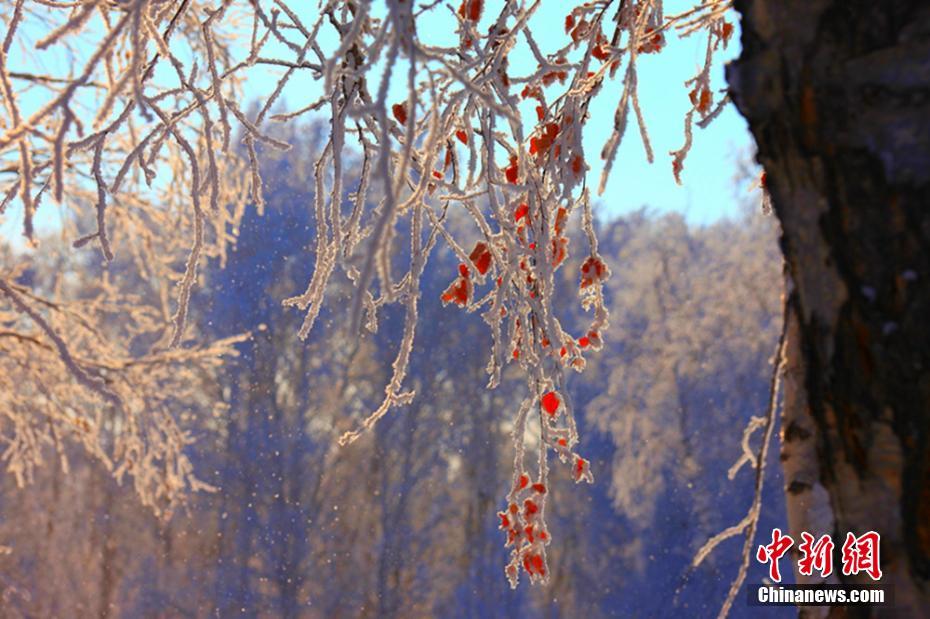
xmin=236 ymin=0 xmax=757 ymax=222
xmin=0 ymin=1 xmax=756 ymax=247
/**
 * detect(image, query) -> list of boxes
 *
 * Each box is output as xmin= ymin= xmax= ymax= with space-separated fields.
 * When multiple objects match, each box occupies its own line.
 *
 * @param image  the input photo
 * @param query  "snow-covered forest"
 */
xmin=3 ymin=0 xmax=929 ymax=616
xmin=0 ymin=129 xmax=784 ymax=615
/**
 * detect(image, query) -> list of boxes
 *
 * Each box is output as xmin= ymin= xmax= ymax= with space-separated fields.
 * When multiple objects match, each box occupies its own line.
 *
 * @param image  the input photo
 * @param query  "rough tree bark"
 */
xmin=782 ymin=291 xmax=837 ymax=618
xmin=731 ymin=1 xmax=930 ymax=614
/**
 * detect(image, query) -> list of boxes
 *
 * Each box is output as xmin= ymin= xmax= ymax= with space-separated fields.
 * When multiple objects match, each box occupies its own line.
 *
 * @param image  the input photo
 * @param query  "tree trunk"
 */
xmin=731 ymin=1 xmax=930 ymax=614
xmin=782 ymin=290 xmax=835 ymax=618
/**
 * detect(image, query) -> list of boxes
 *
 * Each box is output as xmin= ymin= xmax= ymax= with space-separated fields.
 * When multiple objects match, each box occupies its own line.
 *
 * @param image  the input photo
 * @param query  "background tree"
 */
xmin=1 ymin=159 xmax=786 ymax=616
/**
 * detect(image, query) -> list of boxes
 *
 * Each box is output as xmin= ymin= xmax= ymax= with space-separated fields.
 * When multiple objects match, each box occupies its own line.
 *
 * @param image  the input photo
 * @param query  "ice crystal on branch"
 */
xmin=0 ymin=0 xmax=734 ymax=585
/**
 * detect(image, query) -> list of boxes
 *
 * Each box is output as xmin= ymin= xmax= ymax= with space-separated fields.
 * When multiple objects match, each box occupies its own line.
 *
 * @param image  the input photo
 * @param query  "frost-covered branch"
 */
xmin=692 ymin=285 xmax=788 ymax=618
xmin=0 ymin=0 xmax=735 ymax=584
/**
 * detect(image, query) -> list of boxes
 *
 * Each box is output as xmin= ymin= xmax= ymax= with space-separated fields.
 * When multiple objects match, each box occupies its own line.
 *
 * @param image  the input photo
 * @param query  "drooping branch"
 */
xmin=693 ymin=278 xmax=788 ymax=618
xmin=0 ymin=0 xmax=737 ymax=584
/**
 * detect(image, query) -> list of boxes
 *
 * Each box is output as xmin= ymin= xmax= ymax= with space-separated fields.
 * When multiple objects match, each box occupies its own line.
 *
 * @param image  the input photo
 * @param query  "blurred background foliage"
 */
xmin=0 ymin=125 xmax=786 ymax=618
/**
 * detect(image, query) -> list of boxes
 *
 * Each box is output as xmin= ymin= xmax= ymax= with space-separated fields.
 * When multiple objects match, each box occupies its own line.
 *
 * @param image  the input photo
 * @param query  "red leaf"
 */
xmin=524 ymin=499 xmax=539 ymax=516
xmin=571 ymin=154 xmax=584 ymax=177
xmin=570 ymin=20 xmax=589 ymax=42
xmin=554 ymin=207 xmax=568 ymax=234
xmin=530 ymin=554 xmax=546 ymax=576
xmin=550 ymin=236 xmax=568 ymax=267
xmin=504 ymin=156 xmax=519 ymax=183
xmin=468 ymin=241 xmax=492 ymax=275
xmin=499 ymin=513 xmax=510 ymax=529
xmin=455 ymin=130 xmax=468 ymax=144
xmin=721 ymin=22 xmax=734 ymax=43
xmin=392 ymin=103 xmax=408 ymax=124
xmin=532 ymin=133 xmax=551 ymax=157
xmin=467 ymin=0 xmax=482 ymax=21
xmin=541 ymin=391 xmax=560 ymax=416
xmin=441 ymin=276 xmax=471 ymax=306
xmin=574 ymin=456 xmax=588 ymax=481
xmin=699 ymin=88 xmax=712 ymax=113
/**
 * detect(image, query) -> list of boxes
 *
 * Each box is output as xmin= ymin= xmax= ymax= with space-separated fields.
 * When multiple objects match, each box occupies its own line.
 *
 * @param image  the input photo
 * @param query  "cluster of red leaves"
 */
xmin=440 ymin=181 xmax=606 ymax=370
xmin=577 ymin=329 xmax=602 ymax=350
xmin=440 ymin=9 xmax=626 ymax=585
xmin=637 ymin=27 xmax=665 ymax=54
xmin=451 ymin=238 xmax=602 ymax=584
xmin=521 ymin=107 xmax=587 ymax=188
xmin=440 ymin=241 xmax=495 ymax=307
xmin=566 ymin=14 xmax=591 ymax=43
xmin=529 ymin=122 xmax=561 ymax=158
xmin=520 ymin=84 xmax=542 ymax=103
xmin=542 ymin=394 xmax=593 ymax=481
xmin=500 ymin=472 xmax=551 ymax=584
xmin=435 ymin=0 xmax=729 ymax=588
xmin=500 ymin=390 xmax=595 ymax=586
